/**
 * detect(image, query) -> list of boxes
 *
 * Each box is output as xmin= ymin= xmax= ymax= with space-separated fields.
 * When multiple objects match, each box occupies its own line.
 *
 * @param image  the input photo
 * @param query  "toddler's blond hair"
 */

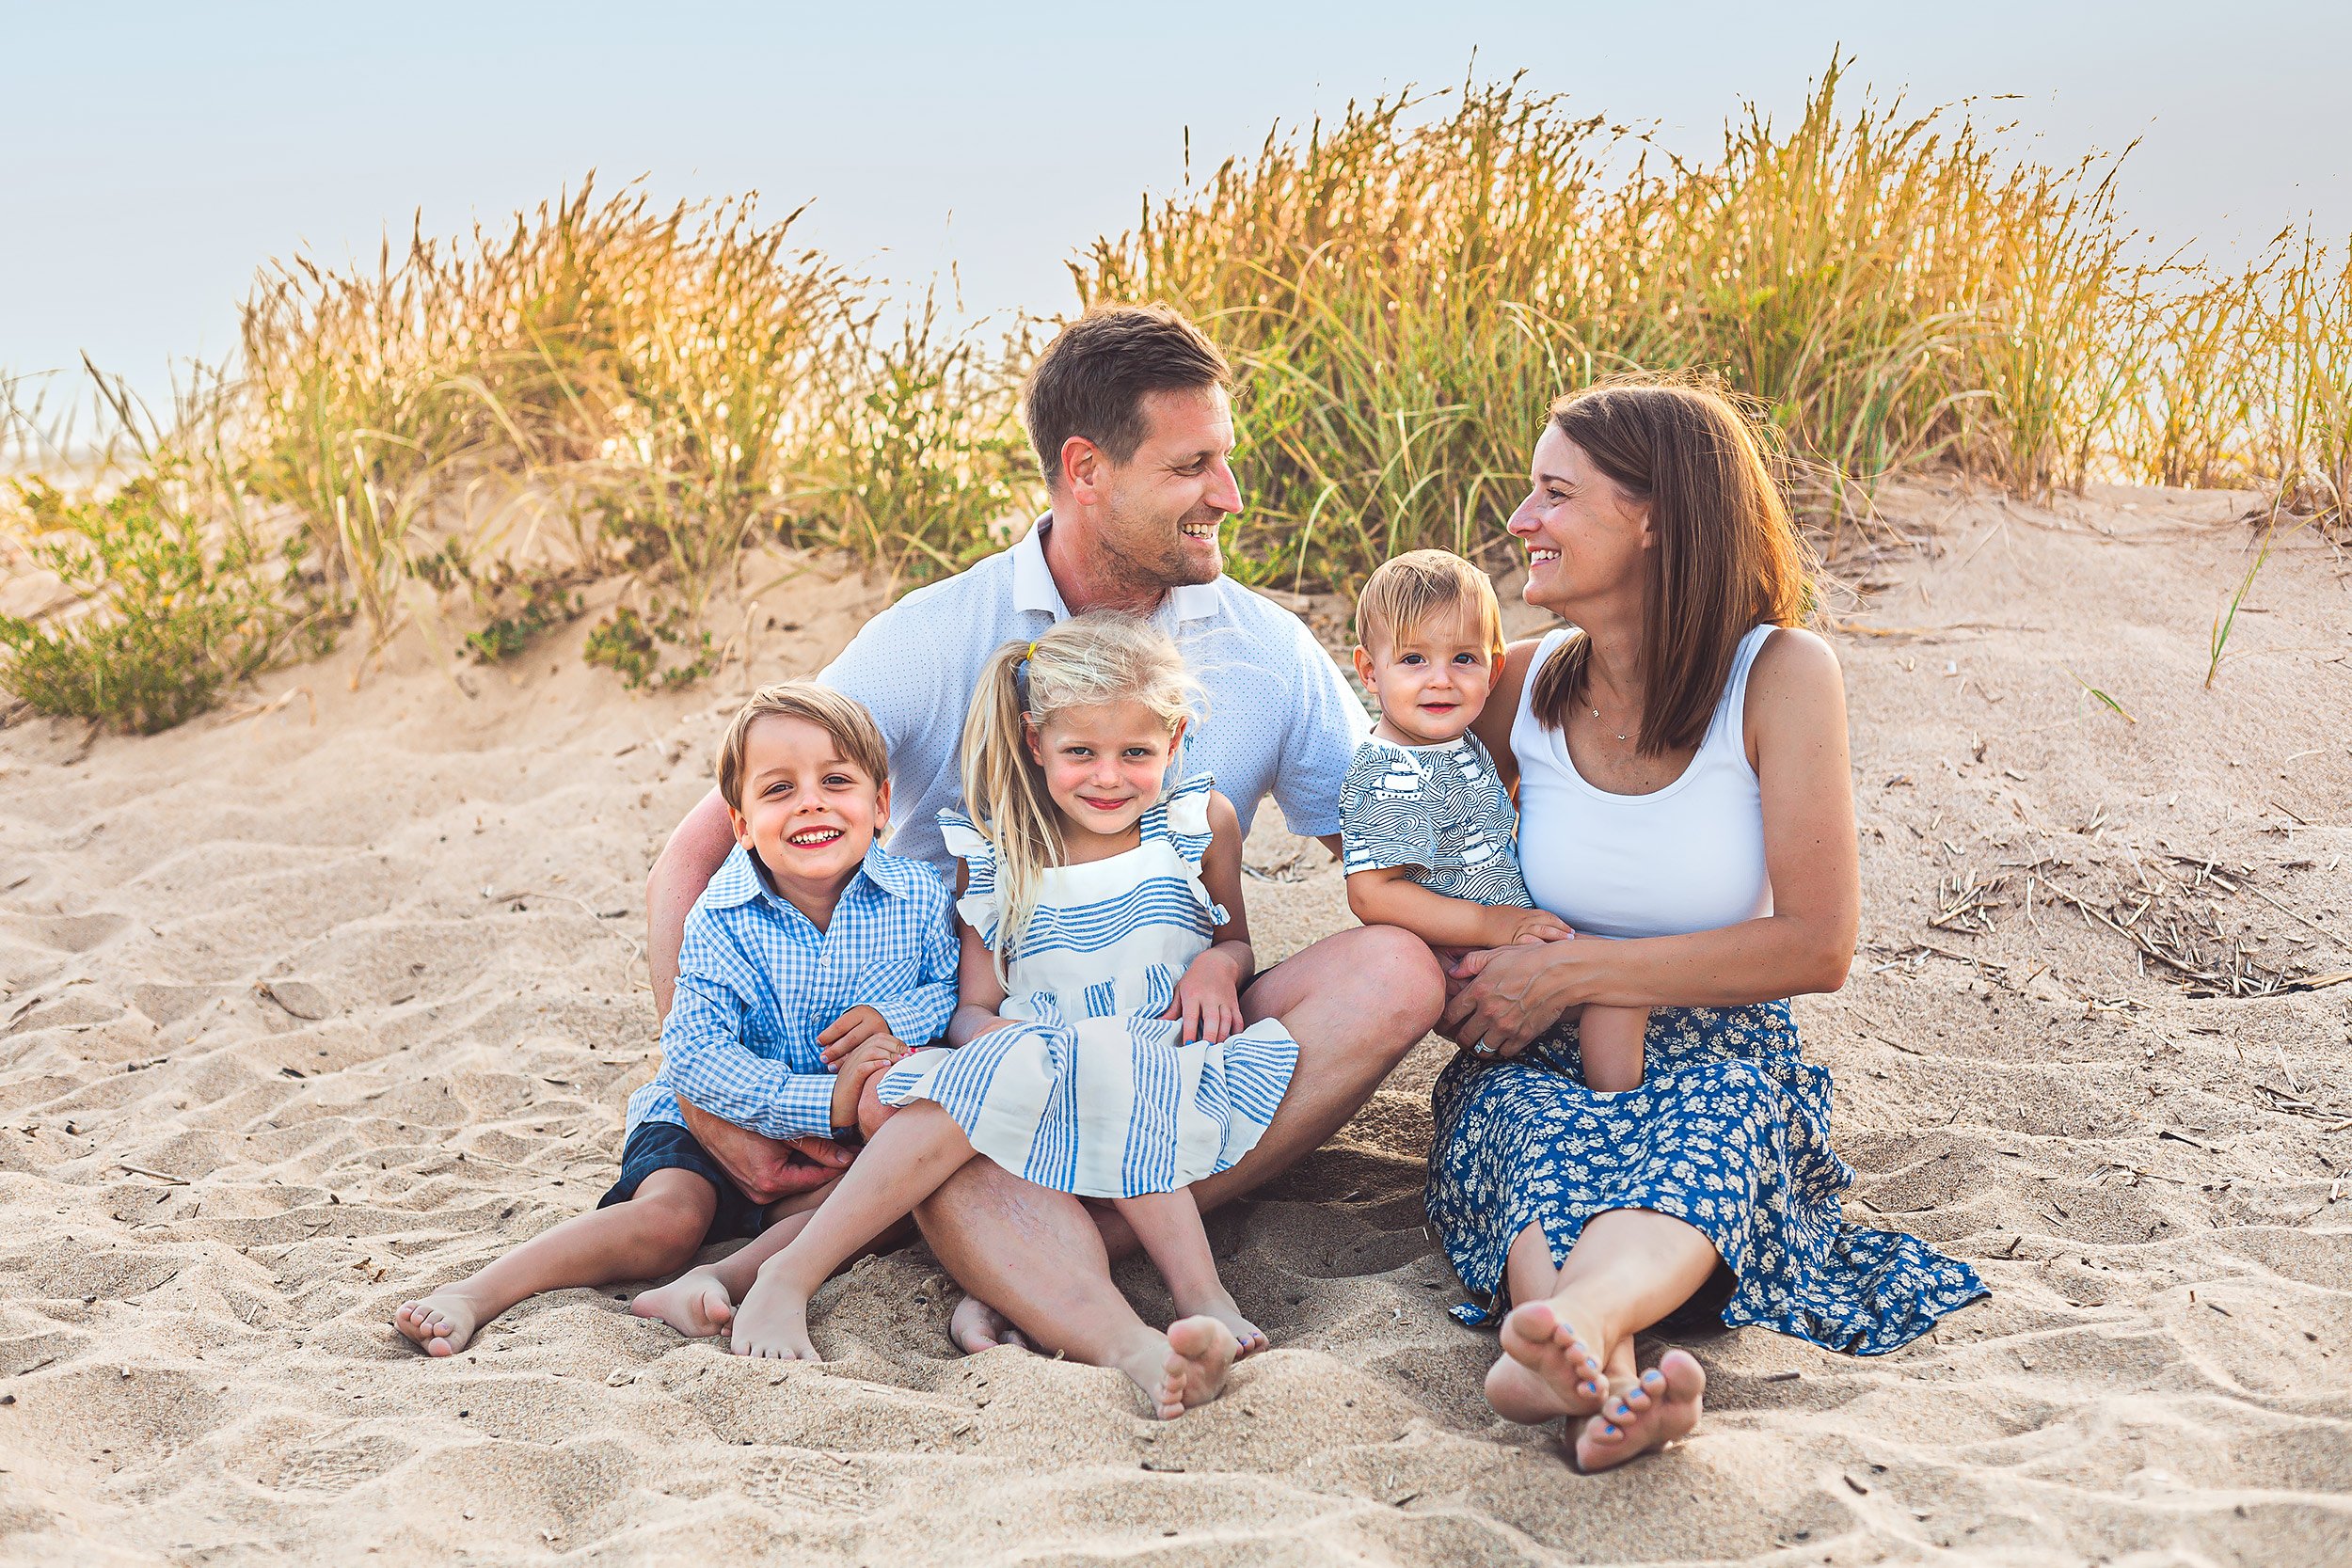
xmin=1355 ymin=549 xmax=1505 ymax=662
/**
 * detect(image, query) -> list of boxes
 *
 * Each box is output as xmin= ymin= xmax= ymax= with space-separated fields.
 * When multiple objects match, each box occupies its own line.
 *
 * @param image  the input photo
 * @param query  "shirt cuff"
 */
xmin=766 ymin=1073 xmax=842 ymax=1141
xmin=870 ymin=988 xmax=951 ymax=1047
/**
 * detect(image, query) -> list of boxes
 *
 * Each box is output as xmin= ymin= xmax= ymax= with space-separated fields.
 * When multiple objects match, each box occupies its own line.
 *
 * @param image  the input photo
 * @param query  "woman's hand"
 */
xmin=1440 ymin=938 xmax=1601 ymax=1058
xmin=1167 ymin=946 xmax=1247 ymax=1044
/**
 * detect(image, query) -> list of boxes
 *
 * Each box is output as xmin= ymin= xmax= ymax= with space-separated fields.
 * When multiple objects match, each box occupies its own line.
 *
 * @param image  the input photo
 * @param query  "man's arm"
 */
xmin=1270 ymin=613 xmax=1369 ymax=847
xmin=647 ymin=788 xmax=737 ymax=1022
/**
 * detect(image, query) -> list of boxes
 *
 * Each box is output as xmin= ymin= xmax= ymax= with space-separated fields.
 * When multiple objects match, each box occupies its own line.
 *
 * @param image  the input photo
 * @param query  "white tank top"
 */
xmin=1512 ymin=625 xmax=1775 ymax=939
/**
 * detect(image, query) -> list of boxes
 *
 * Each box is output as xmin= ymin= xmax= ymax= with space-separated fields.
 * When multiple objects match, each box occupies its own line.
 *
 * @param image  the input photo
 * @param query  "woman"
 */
xmin=1432 ymin=380 xmax=1985 ymax=1471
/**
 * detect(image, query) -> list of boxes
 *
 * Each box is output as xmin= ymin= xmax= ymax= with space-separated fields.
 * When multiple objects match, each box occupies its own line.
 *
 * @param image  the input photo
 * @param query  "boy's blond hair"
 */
xmin=1355 ymin=549 xmax=1505 ymax=662
xmin=716 ymin=682 xmax=891 ymax=812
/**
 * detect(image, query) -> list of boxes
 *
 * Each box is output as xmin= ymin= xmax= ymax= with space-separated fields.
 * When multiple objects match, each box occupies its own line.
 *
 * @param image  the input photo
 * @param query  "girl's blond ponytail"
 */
xmin=960 ymin=640 xmax=1064 ymax=978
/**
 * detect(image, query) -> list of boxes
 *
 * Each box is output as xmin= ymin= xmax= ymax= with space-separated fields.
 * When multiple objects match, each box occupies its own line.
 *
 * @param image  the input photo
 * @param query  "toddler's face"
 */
xmin=1026 ymin=699 xmax=1184 ymax=841
xmin=1354 ymin=606 xmax=1498 ymax=745
xmin=728 ymin=715 xmax=888 ymax=892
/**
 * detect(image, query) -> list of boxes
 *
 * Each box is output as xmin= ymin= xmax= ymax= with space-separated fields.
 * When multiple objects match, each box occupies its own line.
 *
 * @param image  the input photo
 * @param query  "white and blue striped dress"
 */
xmin=874 ymin=774 xmax=1299 ymax=1199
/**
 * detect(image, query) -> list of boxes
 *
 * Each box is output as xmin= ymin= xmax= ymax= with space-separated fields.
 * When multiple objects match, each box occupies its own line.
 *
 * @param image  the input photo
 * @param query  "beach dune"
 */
xmin=1 ymin=483 xmax=2347 ymax=1565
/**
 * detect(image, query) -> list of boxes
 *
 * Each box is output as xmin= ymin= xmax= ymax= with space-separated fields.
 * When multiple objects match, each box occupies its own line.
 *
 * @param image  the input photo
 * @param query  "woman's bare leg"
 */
xmin=393 ymin=1169 xmax=716 ymax=1355
xmin=1487 ymin=1208 xmax=1718 ymax=1463
xmin=1113 ymin=1188 xmax=1267 ymax=1356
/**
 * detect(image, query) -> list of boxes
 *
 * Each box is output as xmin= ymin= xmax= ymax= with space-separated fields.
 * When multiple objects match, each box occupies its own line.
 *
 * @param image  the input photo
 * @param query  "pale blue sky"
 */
xmin=6 ymin=1 xmax=2345 ymax=411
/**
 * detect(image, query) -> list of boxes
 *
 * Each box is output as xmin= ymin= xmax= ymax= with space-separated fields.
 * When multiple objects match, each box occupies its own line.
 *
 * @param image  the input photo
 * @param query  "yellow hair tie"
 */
xmin=1025 ymin=640 xmax=1041 ymax=661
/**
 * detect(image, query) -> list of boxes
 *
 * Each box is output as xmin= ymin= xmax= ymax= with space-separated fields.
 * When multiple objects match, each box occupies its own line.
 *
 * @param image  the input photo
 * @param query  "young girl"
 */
xmin=708 ymin=612 xmax=1297 ymax=1418
xmin=1340 ymin=549 xmax=1649 ymax=1090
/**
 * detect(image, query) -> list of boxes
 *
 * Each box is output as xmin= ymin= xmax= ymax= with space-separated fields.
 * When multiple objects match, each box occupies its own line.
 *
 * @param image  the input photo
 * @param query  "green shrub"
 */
xmin=0 ymin=480 xmax=308 ymax=733
xmin=581 ymin=601 xmax=713 ymax=690
xmin=465 ymin=571 xmax=585 ymax=662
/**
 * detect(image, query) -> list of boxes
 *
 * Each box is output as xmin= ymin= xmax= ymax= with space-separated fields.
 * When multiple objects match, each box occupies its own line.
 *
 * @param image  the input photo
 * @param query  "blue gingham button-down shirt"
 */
xmin=626 ymin=842 xmax=959 ymax=1142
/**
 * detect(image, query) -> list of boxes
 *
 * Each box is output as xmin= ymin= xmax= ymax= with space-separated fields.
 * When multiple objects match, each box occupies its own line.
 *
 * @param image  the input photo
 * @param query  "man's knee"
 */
xmin=1344 ymin=924 xmax=1446 ymax=1043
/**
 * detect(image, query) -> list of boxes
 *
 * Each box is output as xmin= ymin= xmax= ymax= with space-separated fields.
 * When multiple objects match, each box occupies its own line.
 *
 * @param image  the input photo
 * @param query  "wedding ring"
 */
xmin=1471 ymin=1041 xmax=1496 ymax=1057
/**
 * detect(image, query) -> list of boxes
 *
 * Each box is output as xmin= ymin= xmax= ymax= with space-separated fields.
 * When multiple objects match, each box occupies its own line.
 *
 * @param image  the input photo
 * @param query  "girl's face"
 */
xmin=1026 ymin=699 xmax=1185 ymax=841
xmin=1506 ymin=425 xmax=1653 ymax=619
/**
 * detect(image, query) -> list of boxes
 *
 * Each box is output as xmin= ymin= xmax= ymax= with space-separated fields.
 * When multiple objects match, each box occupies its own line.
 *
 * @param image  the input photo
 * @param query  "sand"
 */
xmin=1 ymin=484 xmax=2347 ymax=1566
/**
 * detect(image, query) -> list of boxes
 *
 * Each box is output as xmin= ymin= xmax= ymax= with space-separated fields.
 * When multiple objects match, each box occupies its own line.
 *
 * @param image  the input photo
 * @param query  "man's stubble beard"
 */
xmin=1098 ymin=487 xmax=1222 ymax=595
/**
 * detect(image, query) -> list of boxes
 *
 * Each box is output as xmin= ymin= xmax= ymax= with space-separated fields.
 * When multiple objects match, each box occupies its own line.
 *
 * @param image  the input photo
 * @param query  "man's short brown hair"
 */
xmin=1354 ymin=549 xmax=1506 ymax=663
xmin=1021 ymin=304 xmax=1233 ymax=486
xmin=716 ymin=682 xmax=890 ymax=812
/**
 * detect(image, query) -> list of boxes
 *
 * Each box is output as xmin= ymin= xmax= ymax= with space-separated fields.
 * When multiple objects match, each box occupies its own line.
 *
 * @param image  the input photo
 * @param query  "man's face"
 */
xmin=1089 ymin=386 xmax=1243 ymax=589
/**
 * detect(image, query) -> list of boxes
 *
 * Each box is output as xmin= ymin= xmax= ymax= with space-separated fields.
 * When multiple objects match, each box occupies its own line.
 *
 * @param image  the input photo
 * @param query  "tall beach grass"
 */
xmin=6 ymin=60 xmax=2346 ymax=729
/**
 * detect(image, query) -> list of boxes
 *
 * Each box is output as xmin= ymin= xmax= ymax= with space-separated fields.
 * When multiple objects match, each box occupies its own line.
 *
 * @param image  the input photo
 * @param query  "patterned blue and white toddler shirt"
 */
xmin=626 ymin=841 xmax=959 ymax=1141
xmin=1336 ymin=732 xmax=1534 ymax=908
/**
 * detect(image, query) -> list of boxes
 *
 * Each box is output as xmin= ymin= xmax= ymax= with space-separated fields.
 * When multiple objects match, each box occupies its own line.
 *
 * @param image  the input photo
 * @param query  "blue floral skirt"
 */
xmin=1427 ymin=1002 xmax=1986 ymax=1355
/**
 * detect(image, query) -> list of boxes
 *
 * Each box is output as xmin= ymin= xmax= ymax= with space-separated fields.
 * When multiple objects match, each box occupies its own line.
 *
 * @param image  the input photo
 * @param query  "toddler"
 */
xmin=392 ymin=683 xmax=957 ymax=1355
xmin=1339 ymin=549 xmax=1648 ymax=1090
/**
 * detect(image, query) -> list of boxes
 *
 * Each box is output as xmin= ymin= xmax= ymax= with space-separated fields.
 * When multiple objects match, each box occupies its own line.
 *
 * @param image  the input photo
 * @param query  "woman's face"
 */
xmin=1506 ymin=425 xmax=1652 ymax=617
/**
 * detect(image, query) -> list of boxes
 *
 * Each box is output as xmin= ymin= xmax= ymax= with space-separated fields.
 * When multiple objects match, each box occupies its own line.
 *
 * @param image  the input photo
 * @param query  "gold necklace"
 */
xmin=1590 ymin=706 xmax=1629 ymax=742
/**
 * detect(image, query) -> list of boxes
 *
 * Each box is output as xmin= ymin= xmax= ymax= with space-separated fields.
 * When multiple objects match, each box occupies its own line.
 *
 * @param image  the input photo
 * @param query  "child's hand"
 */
xmin=818 ymin=1005 xmax=894 ymax=1065
xmin=1168 ymin=954 xmax=1245 ymax=1045
xmin=1488 ymin=908 xmax=1576 ymax=948
xmin=829 ymin=1033 xmax=908 ymax=1129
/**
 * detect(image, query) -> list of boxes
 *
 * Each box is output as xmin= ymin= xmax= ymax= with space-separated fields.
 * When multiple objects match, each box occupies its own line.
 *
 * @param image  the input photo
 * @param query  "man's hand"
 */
xmin=1486 ymin=907 xmax=1577 ymax=948
xmin=830 ymin=1032 xmax=909 ymax=1128
xmin=675 ymin=1097 xmax=852 ymax=1206
xmin=1164 ymin=948 xmax=1246 ymax=1044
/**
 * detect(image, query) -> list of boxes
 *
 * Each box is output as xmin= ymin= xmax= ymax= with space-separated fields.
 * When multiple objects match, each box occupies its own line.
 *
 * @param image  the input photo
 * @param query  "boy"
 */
xmin=1339 ymin=550 xmax=1648 ymax=1090
xmin=392 ymin=683 xmax=956 ymax=1355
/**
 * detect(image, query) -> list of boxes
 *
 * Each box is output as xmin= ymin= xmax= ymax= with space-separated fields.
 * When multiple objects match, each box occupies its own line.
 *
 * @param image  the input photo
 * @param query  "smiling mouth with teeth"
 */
xmin=1528 ymin=548 xmax=1561 ymax=563
xmin=1179 ymin=520 xmax=1218 ymax=537
xmin=786 ymin=828 xmax=844 ymax=847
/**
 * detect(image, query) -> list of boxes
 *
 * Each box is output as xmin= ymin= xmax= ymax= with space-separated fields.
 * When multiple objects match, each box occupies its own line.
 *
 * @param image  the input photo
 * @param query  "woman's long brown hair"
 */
xmin=1529 ymin=378 xmax=1814 ymax=753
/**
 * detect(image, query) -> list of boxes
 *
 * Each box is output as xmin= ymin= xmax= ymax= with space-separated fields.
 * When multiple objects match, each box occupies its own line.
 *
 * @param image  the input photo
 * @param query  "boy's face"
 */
xmin=1025 ymin=700 xmax=1185 ymax=842
xmin=1353 ymin=605 xmax=1499 ymax=746
xmin=727 ymin=715 xmax=889 ymax=894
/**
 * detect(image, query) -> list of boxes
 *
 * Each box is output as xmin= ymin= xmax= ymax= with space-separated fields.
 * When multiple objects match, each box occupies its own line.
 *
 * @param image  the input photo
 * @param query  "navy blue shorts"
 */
xmin=598 ymin=1121 xmax=768 ymax=1245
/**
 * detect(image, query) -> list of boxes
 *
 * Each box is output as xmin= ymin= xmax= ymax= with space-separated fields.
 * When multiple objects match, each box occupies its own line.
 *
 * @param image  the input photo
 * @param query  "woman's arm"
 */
xmin=1442 ymin=629 xmax=1860 ymax=1050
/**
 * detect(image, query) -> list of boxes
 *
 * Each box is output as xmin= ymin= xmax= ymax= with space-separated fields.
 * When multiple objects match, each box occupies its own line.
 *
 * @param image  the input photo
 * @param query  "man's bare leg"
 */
xmin=930 ymin=924 xmax=1443 ymax=1354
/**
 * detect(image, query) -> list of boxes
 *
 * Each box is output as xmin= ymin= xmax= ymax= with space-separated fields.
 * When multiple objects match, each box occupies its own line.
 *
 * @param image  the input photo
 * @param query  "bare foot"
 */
xmin=1487 ymin=1297 xmax=1609 ymax=1423
xmin=1143 ymin=1315 xmax=1236 ymax=1420
xmin=393 ymin=1291 xmax=485 ymax=1357
xmin=729 ymin=1276 xmax=819 ymax=1360
xmin=630 ymin=1267 xmax=735 ymax=1338
xmin=1573 ymin=1349 xmax=1705 ymax=1472
xmin=949 ymin=1294 xmax=1030 ymax=1354
xmin=1175 ymin=1287 xmax=1269 ymax=1358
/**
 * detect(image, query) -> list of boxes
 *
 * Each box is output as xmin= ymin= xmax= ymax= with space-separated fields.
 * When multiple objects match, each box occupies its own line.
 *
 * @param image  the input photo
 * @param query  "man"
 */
xmin=644 ymin=303 xmax=1442 ymax=1401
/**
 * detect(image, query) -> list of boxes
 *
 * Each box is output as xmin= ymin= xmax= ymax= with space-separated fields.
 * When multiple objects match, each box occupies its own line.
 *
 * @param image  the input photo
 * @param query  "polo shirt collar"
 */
xmin=1013 ymin=514 xmax=1223 ymax=626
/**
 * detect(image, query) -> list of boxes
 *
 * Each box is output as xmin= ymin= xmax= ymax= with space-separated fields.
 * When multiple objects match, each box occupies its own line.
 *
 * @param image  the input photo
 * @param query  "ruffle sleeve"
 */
xmin=1336 ymin=740 xmax=1443 ymax=877
xmin=1150 ymin=773 xmax=1229 ymax=926
xmin=937 ymin=805 xmax=1003 ymax=949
